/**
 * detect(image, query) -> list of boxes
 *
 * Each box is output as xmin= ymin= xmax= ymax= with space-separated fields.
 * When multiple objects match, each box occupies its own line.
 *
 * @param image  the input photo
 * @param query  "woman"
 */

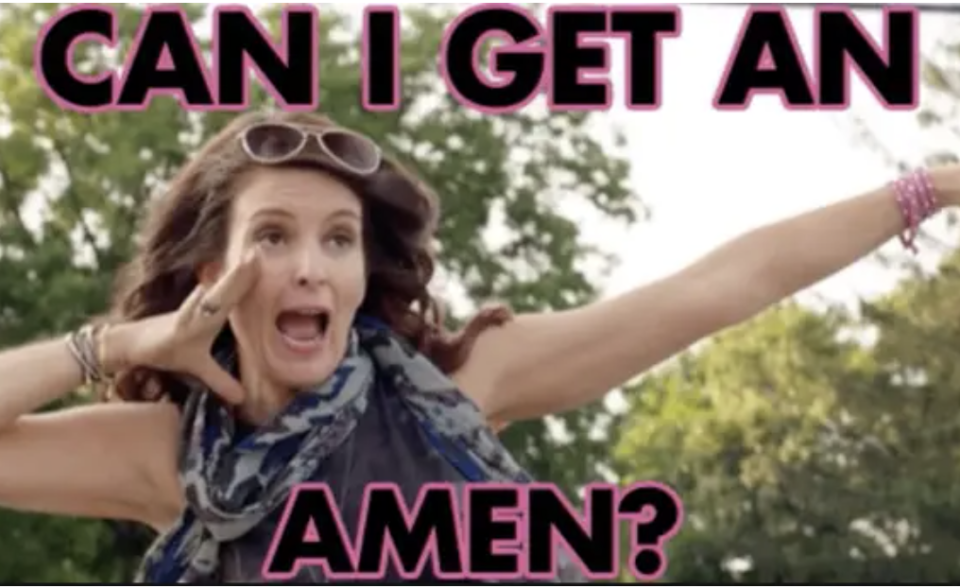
xmin=0 ymin=109 xmax=956 ymax=583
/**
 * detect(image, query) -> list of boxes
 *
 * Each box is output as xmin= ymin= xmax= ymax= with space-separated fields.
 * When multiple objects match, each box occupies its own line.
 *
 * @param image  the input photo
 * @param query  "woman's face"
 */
xmin=218 ymin=165 xmax=367 ymax=391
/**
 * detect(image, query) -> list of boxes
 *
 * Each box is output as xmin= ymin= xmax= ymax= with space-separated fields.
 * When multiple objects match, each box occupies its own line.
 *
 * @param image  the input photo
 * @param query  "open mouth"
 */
xmin=276 ymin=308 xmax=331 ymax=350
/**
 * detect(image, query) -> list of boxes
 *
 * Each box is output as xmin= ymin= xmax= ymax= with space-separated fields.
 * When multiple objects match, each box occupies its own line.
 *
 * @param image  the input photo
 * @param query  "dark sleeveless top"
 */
xmin=215 ymin=381 xmax=471 ymax=583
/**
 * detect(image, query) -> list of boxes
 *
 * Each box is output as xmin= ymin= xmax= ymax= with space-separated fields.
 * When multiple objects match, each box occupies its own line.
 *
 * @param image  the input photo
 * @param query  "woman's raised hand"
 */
xmin=111 ymin=251 xmax=262 ymax=404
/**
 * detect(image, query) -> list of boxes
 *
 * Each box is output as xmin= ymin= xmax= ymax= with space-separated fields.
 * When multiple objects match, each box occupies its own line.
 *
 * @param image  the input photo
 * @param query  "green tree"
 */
xmin=614 ymin=253 xmax=960 ymax=584
xmin=0 ymin=3 xmax=639 ymax=582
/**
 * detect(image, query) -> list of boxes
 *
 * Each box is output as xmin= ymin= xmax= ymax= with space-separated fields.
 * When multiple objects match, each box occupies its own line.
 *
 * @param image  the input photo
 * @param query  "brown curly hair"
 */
xmin=104 ymin=110 xmax=510 ymax=406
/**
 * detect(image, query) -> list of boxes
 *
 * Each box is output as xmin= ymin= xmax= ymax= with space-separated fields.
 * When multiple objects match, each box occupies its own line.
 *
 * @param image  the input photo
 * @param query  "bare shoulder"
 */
xmin=450 ymin=309 xmax=528 ymax=414
xmin=0 ymin=400 xmax=183 ymax=530
xmin=452 ymin=288 xmax=697 ymax=423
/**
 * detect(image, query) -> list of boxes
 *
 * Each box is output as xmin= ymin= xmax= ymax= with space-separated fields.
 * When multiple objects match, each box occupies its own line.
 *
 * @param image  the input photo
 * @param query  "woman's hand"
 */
xmin=106 ymin=251 xmax=262 ymax=404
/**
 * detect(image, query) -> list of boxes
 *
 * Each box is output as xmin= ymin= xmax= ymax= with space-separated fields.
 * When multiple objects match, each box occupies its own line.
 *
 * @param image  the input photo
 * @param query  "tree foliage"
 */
xmin=616 ymin=250 xmax=960 ymax=583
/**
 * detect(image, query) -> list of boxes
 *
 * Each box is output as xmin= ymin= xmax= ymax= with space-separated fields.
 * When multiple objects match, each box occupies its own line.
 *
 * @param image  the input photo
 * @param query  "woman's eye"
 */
xmin=256 ymin=229 xmax=285 ymax=246
xmin=328 ymin=233 xmax=356 ymax=249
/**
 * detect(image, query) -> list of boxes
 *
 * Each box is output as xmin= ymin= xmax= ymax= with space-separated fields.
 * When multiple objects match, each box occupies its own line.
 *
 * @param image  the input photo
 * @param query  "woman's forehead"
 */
xmin=232 ymin=167 xmax=361 ymax=216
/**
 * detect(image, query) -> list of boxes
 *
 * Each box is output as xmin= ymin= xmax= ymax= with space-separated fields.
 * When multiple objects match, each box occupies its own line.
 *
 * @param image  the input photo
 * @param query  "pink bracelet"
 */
xmin=893 ymin=168 xmax=940 ymax=253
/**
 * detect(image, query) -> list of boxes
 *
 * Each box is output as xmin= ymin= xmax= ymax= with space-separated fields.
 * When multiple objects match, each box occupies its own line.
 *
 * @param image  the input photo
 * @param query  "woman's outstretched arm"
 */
xmin=0 ymin=330 xmax=181 ymax=527
xmin=457 ymin=166 xmax=960 ymax=423
xmin=0 ymin=335 xmax=114 ymax=429
xmin=0 ymin=252 xmax=260 ymax=527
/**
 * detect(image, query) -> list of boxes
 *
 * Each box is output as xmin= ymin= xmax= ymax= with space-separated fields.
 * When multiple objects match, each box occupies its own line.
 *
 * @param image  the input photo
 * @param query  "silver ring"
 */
xmin=199 ymin=301 xmax=220 ymax=316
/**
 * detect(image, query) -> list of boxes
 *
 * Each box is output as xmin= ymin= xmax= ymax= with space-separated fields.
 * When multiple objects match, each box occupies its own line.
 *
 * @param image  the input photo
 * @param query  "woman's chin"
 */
xmin=271 ymin=362 xmax=338 ymax=392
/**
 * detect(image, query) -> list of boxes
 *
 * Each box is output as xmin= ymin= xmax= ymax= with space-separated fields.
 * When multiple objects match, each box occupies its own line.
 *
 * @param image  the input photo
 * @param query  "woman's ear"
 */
xmin=196 ymin=260 xmax=224 ymax=287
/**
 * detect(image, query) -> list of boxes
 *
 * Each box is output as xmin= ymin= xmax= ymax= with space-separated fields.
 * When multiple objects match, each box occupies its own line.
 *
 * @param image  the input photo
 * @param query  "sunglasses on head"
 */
xmin=238 ymin=122 xmax=383 ymax=176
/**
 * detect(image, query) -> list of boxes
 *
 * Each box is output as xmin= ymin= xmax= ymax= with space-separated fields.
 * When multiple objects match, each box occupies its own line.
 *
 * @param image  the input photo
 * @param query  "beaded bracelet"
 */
xmin=65 ymin=324 xmax=112 ymax=386
xmin=893 ymin=168 xmax=940 ymax=253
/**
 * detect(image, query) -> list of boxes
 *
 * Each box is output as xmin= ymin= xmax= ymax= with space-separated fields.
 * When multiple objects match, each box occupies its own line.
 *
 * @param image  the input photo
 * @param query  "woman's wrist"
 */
xmin=886 ymin=165 xmax=960 ymax=255
xmin=930 ymin=165 xmax=960 ymax=209
xmin=98 ymin=321 xmax=136 ymax=375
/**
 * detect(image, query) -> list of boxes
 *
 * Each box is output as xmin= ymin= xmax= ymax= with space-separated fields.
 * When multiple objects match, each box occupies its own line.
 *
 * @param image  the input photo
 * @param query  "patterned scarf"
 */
xmin=136 ymin=316 xmax=543 ymax=583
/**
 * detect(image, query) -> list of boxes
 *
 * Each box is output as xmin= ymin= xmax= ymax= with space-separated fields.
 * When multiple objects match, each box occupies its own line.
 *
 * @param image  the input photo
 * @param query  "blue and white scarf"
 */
xmin=136 ymin=316 xmax=542 ymax=583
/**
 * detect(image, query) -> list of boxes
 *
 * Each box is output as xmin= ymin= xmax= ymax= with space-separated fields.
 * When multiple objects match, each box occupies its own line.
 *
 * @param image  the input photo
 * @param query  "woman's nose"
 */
xmin=293 ymin=247 xmax=329 ymax=288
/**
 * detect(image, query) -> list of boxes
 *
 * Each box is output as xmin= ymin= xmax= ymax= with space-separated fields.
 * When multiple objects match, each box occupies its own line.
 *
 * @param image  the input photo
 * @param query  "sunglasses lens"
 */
xmin=244 ymin=124 xmax=305 ymax=161
xmin=320 ymin=131 xmax=381 ymax=173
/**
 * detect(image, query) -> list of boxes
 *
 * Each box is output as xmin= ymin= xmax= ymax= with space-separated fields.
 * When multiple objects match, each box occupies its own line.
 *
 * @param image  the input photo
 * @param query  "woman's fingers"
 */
xmin=169 ymin=251 xmax=261 ymax=402
xmin=178 ymin=283 xmax=208 ymax=327
xmin=192 ymin=251 xmax=261 ymax=324
xmin=195 ymin=359 xmax=246 ymax=405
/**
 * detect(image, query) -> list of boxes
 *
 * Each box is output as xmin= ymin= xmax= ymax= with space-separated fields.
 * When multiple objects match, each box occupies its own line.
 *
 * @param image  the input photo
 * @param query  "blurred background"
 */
xmin=2 ymin=2 xmax=960 ymax=583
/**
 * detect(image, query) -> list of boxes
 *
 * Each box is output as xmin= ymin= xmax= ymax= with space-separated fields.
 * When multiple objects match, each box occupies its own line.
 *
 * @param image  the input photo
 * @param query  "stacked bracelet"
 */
xmin=893 ymin=168 xmax=940 ymax=254
xmin=65 ymin=324 xmax=112 ymax=386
